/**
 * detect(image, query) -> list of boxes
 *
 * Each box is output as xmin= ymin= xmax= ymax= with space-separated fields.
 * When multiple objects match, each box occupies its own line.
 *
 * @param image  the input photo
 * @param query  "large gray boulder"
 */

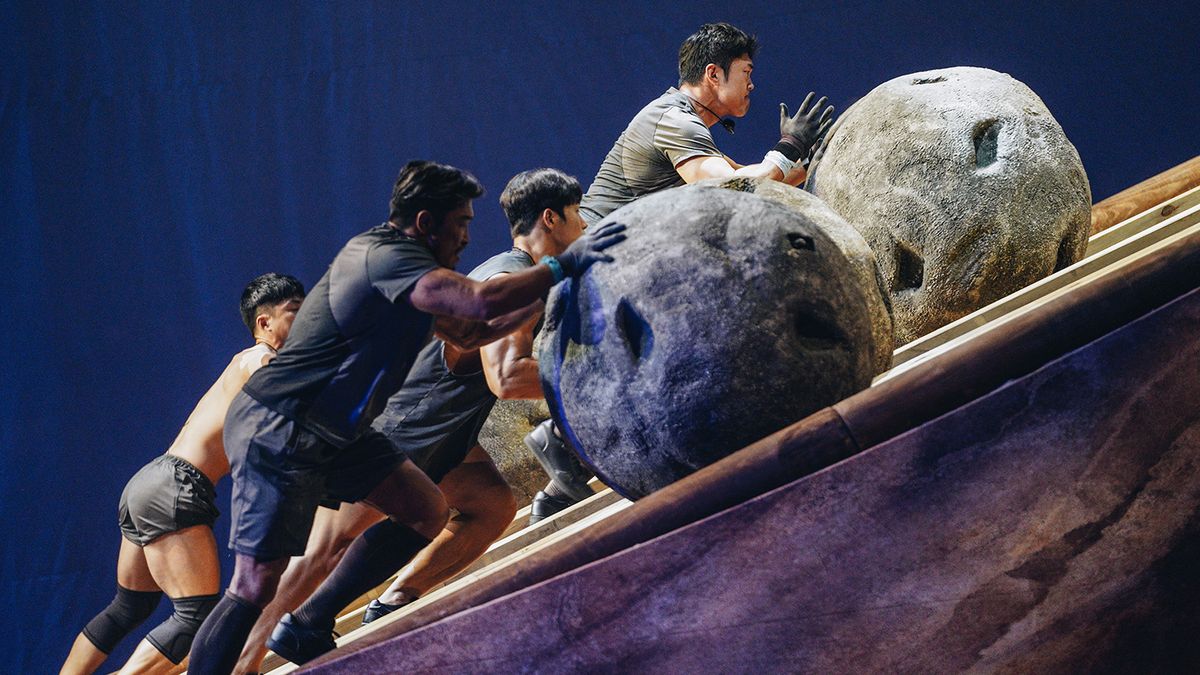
xmin=702 ymin=177 xmax=894 ymax=373
xmin=809 ymin=66 xmax=1091 ymax=343
xmin=540 ymin=185 xmax=877 ymax=499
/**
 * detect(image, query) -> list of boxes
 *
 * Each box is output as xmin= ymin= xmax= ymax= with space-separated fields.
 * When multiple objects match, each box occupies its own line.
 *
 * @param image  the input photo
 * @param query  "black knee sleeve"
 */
xmin=82 ymin=585 xmax=163 ymax=654
xmin=145 ymin=593 xmax=221 ymax=664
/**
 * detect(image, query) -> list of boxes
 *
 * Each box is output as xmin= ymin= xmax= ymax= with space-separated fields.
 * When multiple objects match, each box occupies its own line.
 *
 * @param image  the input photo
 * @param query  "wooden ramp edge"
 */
xmin=259 ymin=483 xmax=625 ymax=673
xmin=1090 ymin=154 xmax=1200 ymax=234
xmin=308 ymin=285 xmax=1200 ymax=672
xmin=296 ymin=222 xmax=1200 ymax=672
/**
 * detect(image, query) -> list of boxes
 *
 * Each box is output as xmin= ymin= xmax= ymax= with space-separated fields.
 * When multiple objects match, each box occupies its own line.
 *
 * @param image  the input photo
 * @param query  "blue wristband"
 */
xmin=541 ymin=256 xmax=565 ymax=283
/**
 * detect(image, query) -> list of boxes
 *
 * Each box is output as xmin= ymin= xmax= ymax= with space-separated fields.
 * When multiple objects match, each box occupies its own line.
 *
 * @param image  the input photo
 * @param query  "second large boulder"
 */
xmin=809 ymin=66 xmax=1091 ymax=343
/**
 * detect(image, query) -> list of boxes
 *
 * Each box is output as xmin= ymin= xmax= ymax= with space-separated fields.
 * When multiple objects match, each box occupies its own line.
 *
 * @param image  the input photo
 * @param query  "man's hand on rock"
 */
xmin=778 ymin=92 xmax=836 ymax=162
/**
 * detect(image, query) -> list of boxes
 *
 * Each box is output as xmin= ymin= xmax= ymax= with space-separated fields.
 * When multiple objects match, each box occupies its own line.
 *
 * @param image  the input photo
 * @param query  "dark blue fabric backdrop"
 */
xmin=3 ymin=1 xmax=1197 ymax=670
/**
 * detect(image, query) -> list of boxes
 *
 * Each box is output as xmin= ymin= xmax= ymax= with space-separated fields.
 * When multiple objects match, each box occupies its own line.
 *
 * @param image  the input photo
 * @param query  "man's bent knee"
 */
xmin=407 ymin=499 xmax=450 ymax=540
xmin=462 ymin=483 xmax=517 ymax=531
xmin=145 ymin=593 xmax=221 ymax=664
xmin=229 ymin=556 xmax=289 ymax=607
xmin=82 ymin=586 xmax=163 ymax=654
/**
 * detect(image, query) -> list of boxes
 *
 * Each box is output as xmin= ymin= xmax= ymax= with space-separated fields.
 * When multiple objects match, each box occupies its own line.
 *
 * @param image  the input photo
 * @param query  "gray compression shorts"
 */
xmin=118 ymin=454 xmax=219 ymax=546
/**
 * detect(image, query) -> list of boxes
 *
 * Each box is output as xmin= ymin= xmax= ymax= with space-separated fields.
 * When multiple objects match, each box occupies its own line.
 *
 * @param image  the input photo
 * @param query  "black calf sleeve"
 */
xmin=293 ymin=519 xmax=432 ymax=631
xmin=82 ymin=585 xmax=163 ymax=654
xmin=187 ymin=591 xmax=262 ymax=675
xmin=145 ymin=593 xmax=220 ymax=664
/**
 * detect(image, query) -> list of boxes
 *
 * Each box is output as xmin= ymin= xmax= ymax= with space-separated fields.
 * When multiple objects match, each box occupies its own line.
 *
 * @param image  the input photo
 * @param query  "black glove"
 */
xmin=556 ymin=221 xmax=627 ymax=277
xmin=777 ymin=92 xmax=835 ymax=162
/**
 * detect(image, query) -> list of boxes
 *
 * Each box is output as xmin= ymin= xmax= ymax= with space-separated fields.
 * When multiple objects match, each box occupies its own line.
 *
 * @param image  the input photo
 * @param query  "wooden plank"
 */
xmin=1086 ymin=183 xmax=1200 ymax=257
xmin=265 ymin=500 xmax=636 ymax=674
xmin=891 ymin=202 xmax=1200 ymax=368
xmin=1090 ymin=155 xmax=1200 ymax=234
xmin=495 ymin=476 xmax=606 ymax=541
xmin=457 ymin=489 xmax=625 ymax=578
xmin=260 ymin=487 xmax=628 ymax=673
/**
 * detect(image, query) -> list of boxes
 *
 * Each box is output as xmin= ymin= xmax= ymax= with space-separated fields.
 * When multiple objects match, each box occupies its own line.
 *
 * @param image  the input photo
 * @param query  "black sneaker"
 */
xmin=529 ymin=490 xmax=580 ymax=525
xmin=523 ymin=420 xmax=594 ymax=502
xmin=361 ymin=598 xmax=412 ymax=625
xmin=266 ymin=612 xmax=338 ymax=665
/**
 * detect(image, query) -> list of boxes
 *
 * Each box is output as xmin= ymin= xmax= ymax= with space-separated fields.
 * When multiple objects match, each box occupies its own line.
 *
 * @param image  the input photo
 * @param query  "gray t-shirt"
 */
xmin=580 ymin=88 xmax=723 ymax=225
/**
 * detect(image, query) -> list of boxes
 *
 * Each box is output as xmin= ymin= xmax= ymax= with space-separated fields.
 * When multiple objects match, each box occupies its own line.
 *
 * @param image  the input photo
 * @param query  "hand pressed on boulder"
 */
xmin=778 ymin=92 xmax=835 ymax=162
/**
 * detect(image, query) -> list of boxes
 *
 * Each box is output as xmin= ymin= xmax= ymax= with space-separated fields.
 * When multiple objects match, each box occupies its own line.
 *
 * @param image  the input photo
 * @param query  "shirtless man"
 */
xmin=233 ymin=168 xmax=587 ymax=672
xmin=186 ymin=161 xmax=624 ymax=672
xmin=60 ymin=273 xmax=305 ymax=675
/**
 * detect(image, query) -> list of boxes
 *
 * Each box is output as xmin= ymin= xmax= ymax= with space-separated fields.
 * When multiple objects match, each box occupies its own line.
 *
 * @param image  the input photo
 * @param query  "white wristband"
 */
xmin=764 ymin=149 xmax=796 ymax=176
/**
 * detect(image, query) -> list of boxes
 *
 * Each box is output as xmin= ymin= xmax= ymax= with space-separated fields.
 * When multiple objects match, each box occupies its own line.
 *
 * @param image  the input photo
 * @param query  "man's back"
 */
xmin=166 ymin=343 xmax=277 ymax=482
xmin=580 ymin=88 xmax=721 ymax=225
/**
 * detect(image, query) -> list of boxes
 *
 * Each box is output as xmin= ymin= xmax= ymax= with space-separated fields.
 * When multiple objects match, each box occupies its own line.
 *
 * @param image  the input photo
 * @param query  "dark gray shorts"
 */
xmin=224 ymin=391 xmax=407 ymax=560
xmin=118 ymin=454 xmax=219 ymax=546
xmin=388 ymin=406 xmax=489 ymax=485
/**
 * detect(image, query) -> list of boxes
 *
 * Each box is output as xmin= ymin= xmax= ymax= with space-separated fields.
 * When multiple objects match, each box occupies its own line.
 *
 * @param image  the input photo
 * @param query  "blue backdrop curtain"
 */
xmin=2 ymin=1 xmax=1197 ymax=670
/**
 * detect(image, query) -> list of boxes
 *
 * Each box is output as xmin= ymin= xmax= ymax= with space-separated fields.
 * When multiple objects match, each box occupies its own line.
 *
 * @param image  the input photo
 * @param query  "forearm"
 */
xmin=731 ymin=161 xmax=786 ymax=181
xmin=471 ymin=266 xmax=556 ymax=320
xmin=437 ymin=301 xmax=543 ymax=351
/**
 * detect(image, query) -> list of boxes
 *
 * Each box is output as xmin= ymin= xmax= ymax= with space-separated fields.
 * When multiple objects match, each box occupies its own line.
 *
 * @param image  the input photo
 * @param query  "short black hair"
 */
xmin=499 ymin=168 xmax=583 ymax=238
xmin=388 ymin=160 xmax=485 ymax=226
xmin=678 ymin=23 xmax=758 ymax=86
xmin=240 ymin=273 xmax=305 ymax=336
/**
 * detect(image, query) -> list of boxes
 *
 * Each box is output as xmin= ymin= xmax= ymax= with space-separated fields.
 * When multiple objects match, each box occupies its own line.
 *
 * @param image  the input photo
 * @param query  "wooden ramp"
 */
xmin=262 ymin=165 xmax=1200 ymax=673
xmin=306 ymin=268 xmax=1200 ymax=674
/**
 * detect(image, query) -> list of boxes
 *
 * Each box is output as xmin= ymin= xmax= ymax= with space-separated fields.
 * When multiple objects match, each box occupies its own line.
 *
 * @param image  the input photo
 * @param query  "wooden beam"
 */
xmin=1086 ymin=184 xmax=1200 ymax=257
xmin=260 ymin=487 xmax=626 ymax=673
xmin=1090 ymin=155 xmax=1200 ymax=234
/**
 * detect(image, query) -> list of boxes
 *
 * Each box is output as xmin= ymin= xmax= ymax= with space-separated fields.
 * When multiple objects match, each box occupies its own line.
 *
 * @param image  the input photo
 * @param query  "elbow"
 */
xmin=494 ymin=383 xmax=524 ymax=400
xmin=489 ymin=374 xmax=517 ymax=400
xmin=487 ymin=370 xmax=523 ymax=400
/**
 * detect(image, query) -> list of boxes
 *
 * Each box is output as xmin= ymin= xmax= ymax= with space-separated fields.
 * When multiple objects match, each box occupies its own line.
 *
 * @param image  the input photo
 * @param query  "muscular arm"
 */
xmin=434 ymin=300 xmax=543 ymax=352
xmin=410 ymin=266 xmax=555 ymax=322
xmin=675 ymin=155 xmax=806 ymax=186
xmin=480 ymin=300 xmax=543 ymax=400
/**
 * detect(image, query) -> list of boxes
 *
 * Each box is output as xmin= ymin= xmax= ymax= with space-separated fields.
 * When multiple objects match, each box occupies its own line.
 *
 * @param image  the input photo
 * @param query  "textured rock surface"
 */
xmin=810 ymin=66 xmax=1091 ymax=343
xmin=540 ymin=185 xmax=876 ymax=499
xmin=477 ymin=399 xmax=551 ymax=507
xmin=703 ymin=176 xmax=894 ymax=373
xmin=313 ymin=288 xmax=1200 ymax=674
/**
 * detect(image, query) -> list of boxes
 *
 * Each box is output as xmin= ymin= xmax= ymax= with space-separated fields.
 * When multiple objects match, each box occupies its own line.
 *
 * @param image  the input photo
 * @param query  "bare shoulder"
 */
xmin=223 ymin=343 xmax=276 ymax=388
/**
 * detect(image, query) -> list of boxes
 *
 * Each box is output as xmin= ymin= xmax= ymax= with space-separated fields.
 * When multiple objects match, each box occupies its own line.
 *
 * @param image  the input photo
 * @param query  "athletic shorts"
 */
xmin=118 ymin=454 xmax=219 ymax=546
xmin=224 ymin=391 xmax=407 ymax=560
xmin=378 ymin=407 xmax=490 ymax=485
